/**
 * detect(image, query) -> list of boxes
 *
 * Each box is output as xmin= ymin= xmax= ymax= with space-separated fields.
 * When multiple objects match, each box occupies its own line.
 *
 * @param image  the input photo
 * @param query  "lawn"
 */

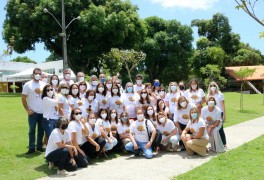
xmin=0 ymin=92 xmax=263 ymax=179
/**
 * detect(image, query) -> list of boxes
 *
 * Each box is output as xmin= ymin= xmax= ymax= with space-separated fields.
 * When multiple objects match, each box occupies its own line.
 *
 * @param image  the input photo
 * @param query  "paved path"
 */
xmin=40 ymin=116 xmax=264 ymax=180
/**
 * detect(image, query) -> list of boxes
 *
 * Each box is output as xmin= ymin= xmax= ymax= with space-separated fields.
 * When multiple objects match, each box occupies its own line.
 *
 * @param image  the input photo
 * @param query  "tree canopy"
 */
xmin=11 ymin=56 xmax=37 ymax=64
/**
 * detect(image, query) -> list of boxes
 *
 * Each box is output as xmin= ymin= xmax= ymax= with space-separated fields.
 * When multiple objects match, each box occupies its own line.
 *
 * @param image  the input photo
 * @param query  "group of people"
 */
xmin=22 ymin=68 xmax=227 ymax=175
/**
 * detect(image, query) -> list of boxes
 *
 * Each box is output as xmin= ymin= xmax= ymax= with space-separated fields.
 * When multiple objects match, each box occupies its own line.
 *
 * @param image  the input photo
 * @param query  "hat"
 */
xmin=136 ymin=74 xmax=143 ymax=78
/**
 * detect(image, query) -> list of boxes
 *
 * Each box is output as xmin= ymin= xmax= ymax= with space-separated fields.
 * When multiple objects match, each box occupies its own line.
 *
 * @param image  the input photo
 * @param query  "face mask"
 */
xmin=88 ymin=96 xmax=94 ymax=101
xmin=112 ymin=89 xmax=118 ymax=94
xmin=121 ymin=117 xmax=128 ymax=123
xmin=210 ymin=86 xmax=216 ymax=92
xmin=159 ymin=91 xmax=165 ymax=96
xmin=47 ymin=91 xmax=54 ymax=98
xmin=42 ymin=78 xmax=47 ymax=83
xmin=78 ymin=77 xmax=84 ymax=82
xmin=52 ymin=79 xmax=58 ymax=85
xmin=110 ymin=113 xmax=117 ymax=119
xmin=179 ymin=85 xmax=185 ymax=90
xmin=208 ymin=101 xmax=215 ymax=107
xmin=75 ymin=114 xmax=82 ymax=121
xmin=89 ymin=118 xmax=96 ymax=125
xmin=106 ymin=84 xmax=112 ymax=89
xmin=61 ymin=124 xmax=68 ymax=130
xmin=136 ymin=80 xmax=142 ymax=85
xmin=147 ymin=110 xmax=154 ymax=115
xmin=98 ymin=87 xmax=104 ymax=93
xmin=191 ymin=84 xmax=197 ymax=90
xmin=171 ymin=85 xmax=177 ymax=91
xmin=160 ymin=103 xmax=165 ymax=108
xmin=65 ymin=73 xmax=71 ymax=80
xmin=191 ymin=113 xmax=198 ymax=119
xmin=101 ymin=113 xmax=107 ymax=119
xmin=72 ymin=89 xmax=78 ymax=95
xmin=141 ymin=93 xmax=147 ymax=98
xmin=127 ymin=87 xmax=133 ymax=93
xmin=80 ymin=85 xmax=86 ymax=91
xmin=159 ymin=117 xmax=165 ymax=123
xmin=100 ymin=78 xmax=105 ymax=83
xmin=137 ymin=114 xmax=144 ymax=120
xmin=61 ymin=89 xmax=68 ymax=95
xmin=154 ymin=82 xmax=160 ymax=87
xmin=34 ymin=74 xmax=41 ymax=81
xmin=92 ymin=81 xmax=98 ymax=86
xmin=180 ymin=101 xmax=187 ymax=107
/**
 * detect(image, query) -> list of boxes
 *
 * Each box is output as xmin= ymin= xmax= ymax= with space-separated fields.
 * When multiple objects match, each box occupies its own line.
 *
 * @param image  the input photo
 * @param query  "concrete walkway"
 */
xmin=40 ymin=116 xmax=264 ymax=180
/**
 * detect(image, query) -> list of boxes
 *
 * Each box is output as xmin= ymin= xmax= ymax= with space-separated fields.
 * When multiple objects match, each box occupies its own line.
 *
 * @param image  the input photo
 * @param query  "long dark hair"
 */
xmin=49 ymin=75 xmax=60 ymax=86
xmin=110 ymin=83 xmax=121 ymax=97
xmin=97 ymin=108 xmax=109 ymax=121
xmin=144 ymin=105 xmax=156 ymax=120
xmin=96 ymin=82 xmax=107 ymax=96
xmin=109 ymin=109 xmax=118 ymax=124
xmin=69 ymin=84 xmax=80 ymax=99
xmin=41 ymin=84 xmax=53 ymax=99
xmin=139 ymin=89 xmax=151 ymax=104
xmin=70 ymin=108 xmax=82 ymax=121
xmin=156 ymin=99 xmax=165 ymax=113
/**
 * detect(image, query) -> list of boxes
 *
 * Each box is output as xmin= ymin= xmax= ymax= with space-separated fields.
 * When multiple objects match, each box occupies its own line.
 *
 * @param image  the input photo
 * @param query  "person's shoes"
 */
xmin=170 ymin=145 xmax=179 ymax=152
xmin=224 ymin=145 xmax=227 ymax=151
xmin=48 ymin=162 xmax=54 ymax=169
xmin=180 ymin=146 xmax=186 ymax=151
xmin=165 ymin=144 xmax=171 ymax=152
xmin=25 ymin=149 xmax=35 ymax=155
xmin=57 ymin=169 xmax=68 ymax=176
xmin=36 ymin=147 xmax=45 ymax=152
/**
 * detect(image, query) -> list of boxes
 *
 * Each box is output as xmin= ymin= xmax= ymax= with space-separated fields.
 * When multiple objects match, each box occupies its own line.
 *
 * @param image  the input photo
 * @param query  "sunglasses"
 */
xmin=75 ymin=112 xmax=82 ymax=115
xmin=46 ymin=89 xmax=53 ymax=92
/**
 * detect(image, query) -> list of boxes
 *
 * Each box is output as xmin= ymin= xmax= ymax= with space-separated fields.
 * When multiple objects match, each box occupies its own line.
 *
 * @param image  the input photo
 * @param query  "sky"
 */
xmin=0 ymin=0 xmax=264 ymax=63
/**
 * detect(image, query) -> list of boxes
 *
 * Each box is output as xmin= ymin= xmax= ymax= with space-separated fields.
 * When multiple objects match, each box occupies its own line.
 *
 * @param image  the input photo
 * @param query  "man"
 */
xmin=76 ymin=72 xmax=90 ymax=89
xmin=22 ymin=68 xmax=45 ymax=155
xmin=134 ymin=74 xmax=145 ymax=94
xmin=89 ymin=75 xmax=98 ymax=90
xmin=59 ymin=69 xmax=74 ymax=85
xmin=41 ymin=73 xmax=48 ymax=84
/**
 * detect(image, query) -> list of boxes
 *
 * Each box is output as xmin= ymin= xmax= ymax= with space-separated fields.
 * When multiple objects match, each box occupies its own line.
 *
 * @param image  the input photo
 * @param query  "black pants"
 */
xmin=178 ymin=122 xmax=187 ymax=146
xmin=80 ymin=138 xmax=106 ymax=157
xmin=46 ymin=148 xmax=77 ymax=171
xmin=74 ymin=149 xmax=89 ymax=168
xmin=220 ymin=112 xmax=227 ymax=145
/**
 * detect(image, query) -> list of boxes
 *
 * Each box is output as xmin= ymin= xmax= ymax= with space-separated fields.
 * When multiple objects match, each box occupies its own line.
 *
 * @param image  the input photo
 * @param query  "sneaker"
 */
xmin=25 ymin=149 xmax=35 ymax=155
xmin=224 ymin=145 xmax=227 ymax=151
xmin=48 ymin=162 xmax=54 ymax=169
xmin=57 ymin=169 xmax=68 ymax=176
xmin=36 ymin=147 xmax=45 ymax=152
xmin=170 ymin=145 xmax=179 ymax=152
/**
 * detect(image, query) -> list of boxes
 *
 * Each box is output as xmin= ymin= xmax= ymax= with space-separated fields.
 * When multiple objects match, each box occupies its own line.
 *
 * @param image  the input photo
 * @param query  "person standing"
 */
xmin=59 ymin=69 xmax=74 ymax=86
xmin=22 ymin=68 xmax=45 ymax=155
xmin=133 ymin=74 xmax=145 ymax=94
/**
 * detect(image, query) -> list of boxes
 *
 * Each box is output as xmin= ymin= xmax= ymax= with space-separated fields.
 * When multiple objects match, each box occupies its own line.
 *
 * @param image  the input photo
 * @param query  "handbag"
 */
xmin=145 ymin=119 xmax=162 ymax=147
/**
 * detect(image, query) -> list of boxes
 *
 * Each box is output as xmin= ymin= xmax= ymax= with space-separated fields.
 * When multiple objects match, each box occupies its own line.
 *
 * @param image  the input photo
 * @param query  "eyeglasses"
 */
xmin=46 ymin=89 xmax=53 ymax=92
xmin=75 ymin=112 xmax=82 ymax=115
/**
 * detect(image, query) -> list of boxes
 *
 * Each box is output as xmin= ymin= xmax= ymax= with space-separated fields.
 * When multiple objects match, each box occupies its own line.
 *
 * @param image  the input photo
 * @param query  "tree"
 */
xmin=0 ymin=36 xmax=14 ymax=61
xmin=3 ymin=0 xmax=147 ymax=74
xmin=233 ymin=67 xmax=256 ymax=110
xmin=232 ymin=48 xmax=263 ymax=66
xmin=11 ymin=56 xmax=37 ymax=64
xmin=45 ymin=51 xmax=62 ymax=62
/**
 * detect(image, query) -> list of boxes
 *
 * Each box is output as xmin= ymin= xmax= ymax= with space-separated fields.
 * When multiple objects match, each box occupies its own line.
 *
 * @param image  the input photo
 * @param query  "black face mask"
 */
xmin=179 ymin=85 xmax=185 ymax=90
xmin=61 ymin=124 xmax=68 ymax=130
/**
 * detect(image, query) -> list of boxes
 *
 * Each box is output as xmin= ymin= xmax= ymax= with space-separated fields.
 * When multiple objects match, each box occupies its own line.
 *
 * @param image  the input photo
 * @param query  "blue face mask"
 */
xmin=154 ymin=82 xmax=160 ymax=87
xmin=191 ymin=113 xmax=198 ymax=119
xmin=101 ymin=78 xmax=105 ymax=83
xmin=127 ymin=87 xmax=133 ymax=93
xmin=121 ymin=117 xmax=128 ymax=123
xmin=171 ymin=85 xmax=177 ymax=91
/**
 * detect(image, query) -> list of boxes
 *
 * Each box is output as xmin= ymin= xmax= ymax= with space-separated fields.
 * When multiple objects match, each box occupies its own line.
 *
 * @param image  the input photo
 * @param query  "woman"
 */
xmin=125 ymin=108 xmax=156 ymax=159
xmin=145 ymin=105 xmax=157 ymax=128
xmin=201 ymin=96 xmax=225 ymax=153
xmin=183 ymin=79 xmax=205 ymax=113
xmin=181 ymin=107 xmax=209 ymax=156
xmin=152 ymin=79 xmax=161 ymax=96
xmin=108 ymin=83 xmax=123 ymax=117
xmin=45 ymin=117 xmax=77 ymax=175
xmin=105 ymin=79 xmax=113 ymax=96
xmin=95 ymin=82 xmax=109 ymax=110
xmin=109 ymin=109 xmax=122 ymax=150
xmin=207 ymin=81 xmax=227 ymax=150
xmin=136 ymin=89 xmax=152 ymax=112
xmin=117 ymin=112 xmax=132 ymax=146
xmin=81 ymin=90 xmax=98 ymax=119
xmin=67 ymin=108 xmax=89 ymax=168
xmin=42 ymin=84 xmax=59 ymax=138
xmin=165 ymin=82 xmax=181 ymax=120
xmin=174 ymin=96 xmax=195 ymax=149
xmin=79 ymin=81 xmax=88 ymax=99
xmin=57 ymin=83 xmax=71 ymax=120
xmin=96 ymin=108 xmax=118 ymax=151
xmin=157 ymin=112 xmax=180 ymax=152
xmin=49 ymin=75 xmax=60 ymax=92
xmin=157 ymin=86 xmax=166 ymax=100
xmin=68 ymin=84 xmax=81 ymax=109
xmin=156 ymin=99 xmax=169 ymax=117
xmin=121 ymin=82 xmax=139 ymax=120
xmin=178 ymin=81 xmax=186 ymax=93
xmin=145 ymin=83 xmax=158 ymax=107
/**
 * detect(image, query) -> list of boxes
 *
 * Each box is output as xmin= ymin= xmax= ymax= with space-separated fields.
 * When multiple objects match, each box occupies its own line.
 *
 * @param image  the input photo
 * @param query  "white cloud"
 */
xmin=150 ymin=0 xmax=218 ymax=10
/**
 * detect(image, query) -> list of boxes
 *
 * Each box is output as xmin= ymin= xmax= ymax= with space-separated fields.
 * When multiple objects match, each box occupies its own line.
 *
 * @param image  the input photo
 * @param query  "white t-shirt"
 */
xmin=183 ymin=89 xmax=205 ymax=105
xmin=42 ymin=97 xmax=59 ymax=120
xmin=80 ymin=99 xmax=98 ymax=119
xmin=68 ymin=120 xmax=86 ymax=145
xmin=201 ymin=106 xmax=222 ymax=127
xmin=96 ymin=93 xmax=110 ymax=109
xmin=79 ymin=91 xmax=86 ymax=99
xmin=157 ymin=120 xmax=178 ymax=139
xmin=208 ymin=93 xmax=224 ymax=112
xmin=57 ymin=94 xmax=71 ymax=119
xmin=96 ymin=118 xmax=111 ymax=136
xmin=130 ymin=119 xmax=155 ymax=142
xmin=135 ymin=99 xmax=152 ymax=110
xmin=110 ymin=120 xmax=119 ymax=132
xmin=59 ymin=79 xmax=74 ymax=86
xmin=133 ymin=84 xmax=145 ymax=94
xmin=164 ymin=92 xmax=181 ymax=114
xmin=22 ymin=80 xmax=45 ymax=113
xmin=68 ymin=96 xmax=81 ymax=109
xmin=108 ymin=95 xmax=123 ymax=117
xmin=85 ymin=122 xmax=101 ymax=139
xmin=45 ymin=129 xmax=71 ymax=157
xmin=121 ymin=93 xmax=140 ymax=118
xmin=186 ymin=118 xmax=208 ymax=139
xmin=117 ymin=122 xmax=131 ymax=136
xmin=174 ymin=103 xmax=195 ymax=125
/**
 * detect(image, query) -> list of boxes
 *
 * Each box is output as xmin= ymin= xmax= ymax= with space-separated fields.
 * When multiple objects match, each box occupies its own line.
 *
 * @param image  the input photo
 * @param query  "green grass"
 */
xmin=0 ymin=92 xmax=263 ymax=179
xmin=174 ymin=135 xmax=264 ymax=179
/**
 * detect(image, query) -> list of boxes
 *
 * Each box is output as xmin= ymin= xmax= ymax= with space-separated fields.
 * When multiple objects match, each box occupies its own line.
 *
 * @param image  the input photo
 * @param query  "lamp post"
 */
xmin=43 ymin=0 xmax=81 ymax=70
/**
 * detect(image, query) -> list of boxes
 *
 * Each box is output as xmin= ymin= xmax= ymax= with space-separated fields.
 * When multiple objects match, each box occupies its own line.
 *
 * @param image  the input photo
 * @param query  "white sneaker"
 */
xmin=48 ymin=162 xmax=54 ymax=169
xmin=57 ymin=169 xmax=68 ymax=176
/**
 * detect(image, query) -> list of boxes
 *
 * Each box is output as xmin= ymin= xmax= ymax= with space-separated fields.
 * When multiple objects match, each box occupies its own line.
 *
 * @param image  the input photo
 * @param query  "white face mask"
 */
xmin=106 ymin=84 xmax=112 ymax=89
xmin=78 ymin=77 xmax=84 ymax=82
xmin=137 ymin=114 xmax=144 ymax=120
xmin=136 ymin=79 xmax=142 ymax=85
xmin=34 ymin=74 xmax=41 ymax=81
xmin=92 ymin=81 xmax=98 ymax=86
xmin=210 ymin=86 xmax=216 ymax=92
xmin=80 ymin=85 xmax=86 ymax=91
xmin=141 ymin=93 xmax=147 ymax=98
xmin=101 ymin=113 xmax=107 ymax=119
xmin=52 ymin=79 xmax=58 ymax=85
xmin=88 ymin=96 xmax=94 ymax=101
xmin=208 ymin=101 xmax=215 ymax=107
xmin=159 ymin=91 xmax=165 ymax=96
xmin=191 ymin=84 xmax=197 ymax=90
xmin=61 ymin=89 xmax=68 ymax=95
xmin=72 ymin=89 xmax=79 ymax=95
xmin=42 ymin=78 xmax=48 ymax=84
xmin=89 ymin=118 xmax=96 ymax=125
xmin=65 ymin=73 xmax=71 ymax=80
xmin=159 ymin=117 xmax=165 ymax=123
xmin=47 ymin=91 xmax=54 ymax=98
xmin=111 ymin=113 xmax=117 ymax=119
xmin=98 ymin=87 xmax=104 ymax=93
xmin=75 ymin=114 xmax=82 ymax=121
xmin=180 ymin=101 xmax=187 ymax=107
xmin=147 ymin=110 xmax=154 ymax=115
xmin=112 ymin=89 xmax=118 ymax=94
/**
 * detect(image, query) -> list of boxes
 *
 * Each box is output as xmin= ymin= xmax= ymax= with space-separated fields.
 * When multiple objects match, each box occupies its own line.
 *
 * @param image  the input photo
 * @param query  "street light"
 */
xmin=43 ymin=0 xmax=81 ymax=70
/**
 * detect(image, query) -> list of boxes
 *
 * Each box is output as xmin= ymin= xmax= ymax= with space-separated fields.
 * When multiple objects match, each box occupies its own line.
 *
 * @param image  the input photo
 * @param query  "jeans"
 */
xmin=125 ymin=140 xmax=153 ymax=159
xmin=105 ymin=138 xmax=118 ymax=151
xmin=28 ymin=112 xmax=44 ymax=150
xmin=42 ymin=118 xmax=58 ymax=138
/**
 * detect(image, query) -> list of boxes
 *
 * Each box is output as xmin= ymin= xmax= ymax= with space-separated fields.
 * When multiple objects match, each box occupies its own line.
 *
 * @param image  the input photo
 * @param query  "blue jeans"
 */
xmin=42 ymin=118 xmax=58 ymax=138
xmin=125 ymin=140 xmax=153 ymax=159
xmin=28 ymin=112 xmax=44 ymax=150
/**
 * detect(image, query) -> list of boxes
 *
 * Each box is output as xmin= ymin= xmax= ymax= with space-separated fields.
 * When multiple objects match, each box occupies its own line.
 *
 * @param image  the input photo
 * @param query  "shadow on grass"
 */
xmin=34 ymin=163 xmax=56 ymax=176
xmin=16 ymin=151 xmax=44 ymax=159
xmin=238 ymin=109 xmax=258 ymax=114
xmin=0 ymin=93 xmax=21 ymax=98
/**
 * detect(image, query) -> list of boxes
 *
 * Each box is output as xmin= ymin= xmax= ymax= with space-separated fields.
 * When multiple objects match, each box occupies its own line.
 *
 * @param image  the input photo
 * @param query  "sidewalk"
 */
xmin=40 ymin=116 xmax=264 ymax=180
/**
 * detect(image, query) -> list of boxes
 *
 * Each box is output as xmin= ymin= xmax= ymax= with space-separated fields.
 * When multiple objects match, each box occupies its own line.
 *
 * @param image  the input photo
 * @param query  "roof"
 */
xmin=225 ymin=65 xmax=264 ymax=81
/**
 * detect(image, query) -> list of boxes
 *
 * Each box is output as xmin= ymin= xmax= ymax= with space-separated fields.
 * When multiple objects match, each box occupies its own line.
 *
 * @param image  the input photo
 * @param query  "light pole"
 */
xmin=43 ymin=0 xmax=81 ymax=70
